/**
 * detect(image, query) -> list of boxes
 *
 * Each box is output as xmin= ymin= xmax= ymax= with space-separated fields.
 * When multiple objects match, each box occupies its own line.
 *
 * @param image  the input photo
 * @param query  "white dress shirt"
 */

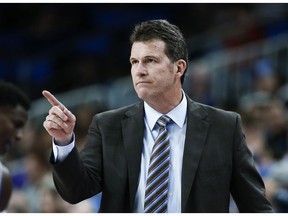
xmin=133 ymin=93 xmax=187 ymax=213
xmin=53 ymin=92 xmax=187 ymax=213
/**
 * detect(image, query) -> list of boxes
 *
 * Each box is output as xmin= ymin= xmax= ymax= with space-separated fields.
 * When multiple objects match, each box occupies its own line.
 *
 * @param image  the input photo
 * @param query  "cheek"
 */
xmin=131 ymin=75 xmax=137 ymax=87
xmin=131 ymin=69 xmax=137 ymax=80
xmin=158 ymin=69 xmax=175 ymax=83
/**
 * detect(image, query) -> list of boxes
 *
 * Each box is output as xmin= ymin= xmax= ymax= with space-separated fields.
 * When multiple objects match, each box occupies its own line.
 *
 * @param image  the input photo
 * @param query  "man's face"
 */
xmin=130 ymin=39 xmax=179 ymax=103
xmin=0 ymin=105 xmax=28 ymax=154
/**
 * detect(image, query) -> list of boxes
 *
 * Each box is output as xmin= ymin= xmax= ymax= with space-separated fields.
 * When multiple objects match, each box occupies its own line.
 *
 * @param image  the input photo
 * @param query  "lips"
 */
xmin=136 ymin=81 xmax=151 ymax=86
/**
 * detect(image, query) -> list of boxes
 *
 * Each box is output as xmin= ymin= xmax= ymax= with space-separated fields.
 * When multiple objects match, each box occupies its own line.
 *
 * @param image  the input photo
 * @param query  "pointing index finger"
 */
xmin=42 ymin=90 xmax=64 ymax=108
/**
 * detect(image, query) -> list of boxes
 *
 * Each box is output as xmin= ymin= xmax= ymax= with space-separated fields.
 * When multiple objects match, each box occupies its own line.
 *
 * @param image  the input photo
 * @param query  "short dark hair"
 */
xmin=130 ymin=19 xmax=188 ymax=84
xmin=0 ymin=81 xmax=30 ymax=110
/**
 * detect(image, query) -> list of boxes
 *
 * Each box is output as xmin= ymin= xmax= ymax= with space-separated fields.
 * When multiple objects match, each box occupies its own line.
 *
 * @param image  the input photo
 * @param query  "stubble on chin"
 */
xmin=135 ymin=87 xmax=149 ymax=101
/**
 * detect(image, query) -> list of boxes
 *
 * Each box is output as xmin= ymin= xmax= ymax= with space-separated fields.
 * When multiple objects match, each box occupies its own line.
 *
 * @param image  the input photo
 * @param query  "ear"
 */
xmin=175 ymin=59 xmax=187 ymax=78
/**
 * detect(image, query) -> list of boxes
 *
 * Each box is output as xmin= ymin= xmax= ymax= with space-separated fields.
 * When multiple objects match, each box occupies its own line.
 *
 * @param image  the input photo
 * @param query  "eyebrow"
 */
xmin=130 ymin=55 xmax=159 ymax=60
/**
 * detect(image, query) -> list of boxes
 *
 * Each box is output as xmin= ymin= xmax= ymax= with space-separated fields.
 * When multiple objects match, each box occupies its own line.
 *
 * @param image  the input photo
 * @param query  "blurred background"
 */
xmin=0 ymin=2 xmax=288 ymax=213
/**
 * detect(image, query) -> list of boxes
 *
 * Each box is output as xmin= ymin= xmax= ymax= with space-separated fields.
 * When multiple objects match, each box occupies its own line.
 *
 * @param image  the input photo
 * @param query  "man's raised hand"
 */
xmin=42 ymin=90 xmax=76 ymax=146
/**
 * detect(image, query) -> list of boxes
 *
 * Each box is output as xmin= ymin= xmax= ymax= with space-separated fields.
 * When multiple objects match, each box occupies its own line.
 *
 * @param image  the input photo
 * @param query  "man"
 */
xmin=42 ymin=19 xmax=273 ymax=213
xmin=0 ymin=81 xmax=30 ymax=211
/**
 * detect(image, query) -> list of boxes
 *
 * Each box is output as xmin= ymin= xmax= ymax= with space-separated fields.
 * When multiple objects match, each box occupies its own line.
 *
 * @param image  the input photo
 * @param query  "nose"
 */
xmin=14 ymin=128 xmax=24 ymax=142
xmin=133 ymin=62 xmax=147 ymax=77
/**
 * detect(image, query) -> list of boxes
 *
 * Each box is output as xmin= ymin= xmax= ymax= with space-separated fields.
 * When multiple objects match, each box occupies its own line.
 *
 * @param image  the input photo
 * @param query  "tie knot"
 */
xmin=157 ymin=115 xmax=170 ymax=128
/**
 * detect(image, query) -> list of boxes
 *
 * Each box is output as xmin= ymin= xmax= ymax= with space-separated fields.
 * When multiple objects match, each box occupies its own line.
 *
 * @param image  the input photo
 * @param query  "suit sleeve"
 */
xmin=230 ymin=114 xmax=274 ymax=212
xmin=51 ymin=115 xmax=103 ymax=204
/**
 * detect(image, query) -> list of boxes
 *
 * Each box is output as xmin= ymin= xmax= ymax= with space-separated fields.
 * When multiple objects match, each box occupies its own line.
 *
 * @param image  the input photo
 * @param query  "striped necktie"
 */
xmin=144 ymin=115 xmax=171 ymax=213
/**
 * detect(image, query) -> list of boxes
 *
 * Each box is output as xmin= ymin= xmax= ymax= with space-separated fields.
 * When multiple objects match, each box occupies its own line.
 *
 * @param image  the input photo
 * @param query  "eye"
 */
xmin=145 ymin=58 xmax=155 ymax=64
xmin=130 ymin=59 xmax=138 ymax=65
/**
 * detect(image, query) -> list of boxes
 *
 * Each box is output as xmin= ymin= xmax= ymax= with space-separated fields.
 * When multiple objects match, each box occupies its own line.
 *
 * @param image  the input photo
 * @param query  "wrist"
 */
xmin=54 ymin=133 xmax=74 ymax=146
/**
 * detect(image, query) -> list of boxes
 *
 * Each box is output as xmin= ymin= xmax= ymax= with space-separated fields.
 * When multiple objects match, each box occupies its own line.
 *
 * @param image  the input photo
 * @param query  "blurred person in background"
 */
xmin=253 ymin=59 xmax=279 ymax=94
xmin=263 ymin=98 xmax=288 ymax=212
xmin=0 ymin=81 xmax=30 ymax=212
xmin=262 ymin=98 xmax=287 ymax=160
xmin=183 ymin=62 xmax=215 ymax=106
xmin=239 ymin=92 xmax=288 ymax=213
xmin=42 ymin=19 xmax=273 ymax=213
xmin=20 ymin=147 xmax=52 ymax=212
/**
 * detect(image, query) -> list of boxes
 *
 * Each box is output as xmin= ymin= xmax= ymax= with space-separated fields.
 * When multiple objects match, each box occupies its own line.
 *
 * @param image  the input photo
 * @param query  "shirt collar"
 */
xmin=144 ymin=90 xmax=187 ymax=130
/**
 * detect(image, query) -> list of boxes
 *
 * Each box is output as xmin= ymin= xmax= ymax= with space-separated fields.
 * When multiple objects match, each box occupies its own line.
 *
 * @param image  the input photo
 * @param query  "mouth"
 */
xmin=136 ymin=81 xmax=151 ymax=86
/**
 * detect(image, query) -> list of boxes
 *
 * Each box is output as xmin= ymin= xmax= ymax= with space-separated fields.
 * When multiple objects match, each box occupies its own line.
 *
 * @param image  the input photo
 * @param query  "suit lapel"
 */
xmin=122 ymin=102 xmax=145 ymax=211
xmin=181 ymin=98 xmax=210 ymax=212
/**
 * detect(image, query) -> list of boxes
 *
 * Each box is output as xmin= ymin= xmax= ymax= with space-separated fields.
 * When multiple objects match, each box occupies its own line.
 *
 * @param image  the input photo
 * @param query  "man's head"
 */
xmin=129 ymin=20 xmax=187 ymax=113
xmin=0 ymin=81 xmax=30 ymax=154
xmin=130 ymin=19 xmax=188 ymax=84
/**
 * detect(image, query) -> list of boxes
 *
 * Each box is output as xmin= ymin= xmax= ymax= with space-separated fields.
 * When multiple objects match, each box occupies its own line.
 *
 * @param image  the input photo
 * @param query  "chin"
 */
xmin=136 ymin=85 xmax=159 ymax=100
xmin=136 ymin=90 xmax=149 ymax=100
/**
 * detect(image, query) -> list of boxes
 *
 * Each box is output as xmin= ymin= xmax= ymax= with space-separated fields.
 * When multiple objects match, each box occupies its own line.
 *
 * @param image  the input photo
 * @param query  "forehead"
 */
xmin=130 ymin=39 xmax=166 ymax=57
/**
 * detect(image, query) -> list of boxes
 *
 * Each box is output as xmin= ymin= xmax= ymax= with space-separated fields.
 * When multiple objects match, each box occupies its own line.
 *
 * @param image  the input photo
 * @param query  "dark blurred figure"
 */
xmin=0 ymin=81 xmax=30 ymax=212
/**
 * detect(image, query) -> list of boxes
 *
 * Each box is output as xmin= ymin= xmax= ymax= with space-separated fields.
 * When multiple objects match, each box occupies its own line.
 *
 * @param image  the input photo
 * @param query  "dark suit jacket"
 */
xmin=51 ymin=96 xmax=273 ymax=213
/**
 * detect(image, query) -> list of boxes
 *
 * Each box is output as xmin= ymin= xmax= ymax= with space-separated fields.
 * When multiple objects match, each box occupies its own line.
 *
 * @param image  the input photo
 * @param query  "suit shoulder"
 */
xmin=190 ymin=101 xmax=243 ymax=138
xmin=93 ymin=101 xmax=143 ymax=122
xmin=193 ymin=100 xmax=240 ymax=122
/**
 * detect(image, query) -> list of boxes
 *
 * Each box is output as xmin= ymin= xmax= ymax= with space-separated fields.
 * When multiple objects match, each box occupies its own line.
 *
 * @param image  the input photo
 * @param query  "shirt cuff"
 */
xmin=52 ymin=133 xmax=75 ymax=163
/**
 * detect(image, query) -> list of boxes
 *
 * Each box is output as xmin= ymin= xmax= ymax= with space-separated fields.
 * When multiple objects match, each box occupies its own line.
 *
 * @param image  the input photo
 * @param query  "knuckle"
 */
xmin=49 ymin=121 xmax=54 ymax=127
